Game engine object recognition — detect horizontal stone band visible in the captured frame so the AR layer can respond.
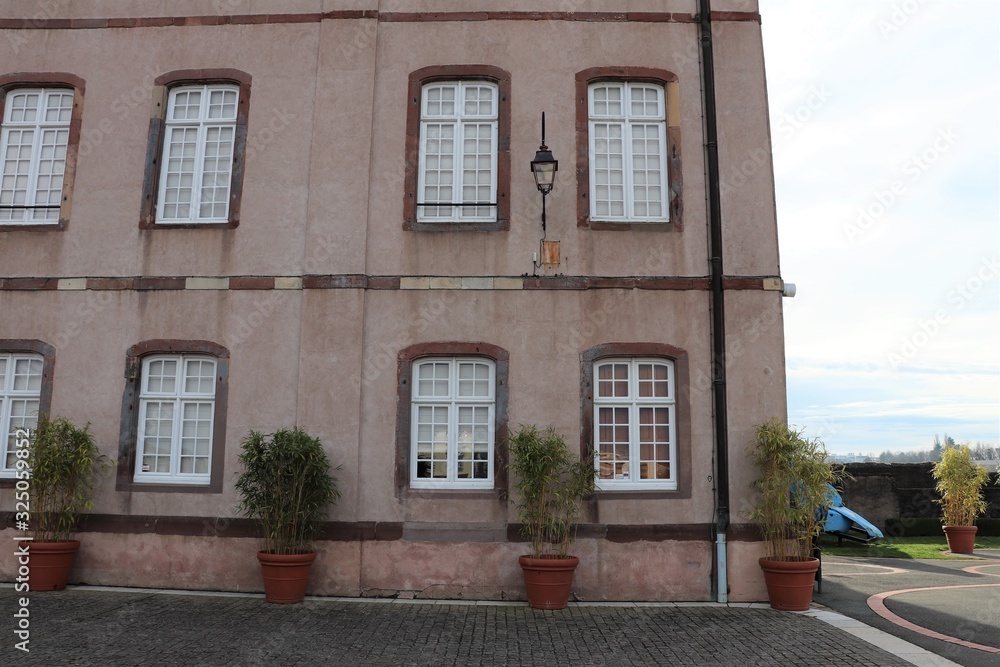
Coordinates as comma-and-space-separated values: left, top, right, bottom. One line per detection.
0, 275, 783, 292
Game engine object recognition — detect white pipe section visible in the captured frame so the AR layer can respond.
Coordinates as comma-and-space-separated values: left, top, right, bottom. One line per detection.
716, 532, 728, 604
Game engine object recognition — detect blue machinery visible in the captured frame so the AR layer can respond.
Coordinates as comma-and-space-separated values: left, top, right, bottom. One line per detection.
823, 485, 884, 544
813, 485, 884, 593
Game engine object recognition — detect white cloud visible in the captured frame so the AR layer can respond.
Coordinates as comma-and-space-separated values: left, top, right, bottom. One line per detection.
760, 0, 1000, 454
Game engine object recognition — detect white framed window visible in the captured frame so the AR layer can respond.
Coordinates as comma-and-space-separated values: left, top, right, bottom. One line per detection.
417, 81, 498, 223
594, 358, 676, 490
588, 81, 669, 222
135, 354, 216, 485
0, 353, 43, 477
410, 357, 495, 488
0, 88, 73, 225
156, 84, 239, 223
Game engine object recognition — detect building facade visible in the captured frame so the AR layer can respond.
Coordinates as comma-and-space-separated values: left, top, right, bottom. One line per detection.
0, 0, 786, 602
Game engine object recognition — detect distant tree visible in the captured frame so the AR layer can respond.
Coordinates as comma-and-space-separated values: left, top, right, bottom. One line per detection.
860, 437, 994, 464
931, 435, 944, 461
971, 441, 1000, 461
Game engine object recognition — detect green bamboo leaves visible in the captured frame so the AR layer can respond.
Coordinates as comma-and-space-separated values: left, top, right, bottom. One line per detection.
932, 443, 989, 527
506, 425, 595, 558
747, 418, 846, 561
27, 415, 111, 542
235, 428, 341, 555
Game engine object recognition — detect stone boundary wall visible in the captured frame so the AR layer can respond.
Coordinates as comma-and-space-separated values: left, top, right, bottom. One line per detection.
840, 463, 1000, 536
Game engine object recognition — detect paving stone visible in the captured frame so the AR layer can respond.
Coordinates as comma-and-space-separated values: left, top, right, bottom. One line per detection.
0, 588, 914, 666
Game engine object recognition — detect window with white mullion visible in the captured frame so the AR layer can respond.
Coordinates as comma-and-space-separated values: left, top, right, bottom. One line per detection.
156, 84, 238, 224
411, 357, 495, 488
178, 399, 214, 476
33, 124, 69, 219
0, 395, 10, 473
588, 81, 668, 223
417, 81, 498, 223
629, 121, 667, 219
594, 358, 676, 489
0, 353, 43, 474
417, 122, 455, 220
199, 121, 235, 219
590, 121, 626, 219
135, 354, 215, 484
459, 121, 497, 220
0, 88, 72, 224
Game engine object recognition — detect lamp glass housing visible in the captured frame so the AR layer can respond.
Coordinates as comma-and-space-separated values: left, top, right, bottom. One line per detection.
531, 148, 558, 194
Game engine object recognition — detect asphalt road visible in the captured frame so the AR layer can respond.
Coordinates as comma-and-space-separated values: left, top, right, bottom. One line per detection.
815, 551, 1000, 667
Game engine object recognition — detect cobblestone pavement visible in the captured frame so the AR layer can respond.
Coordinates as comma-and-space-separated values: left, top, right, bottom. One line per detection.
2, 587, 918, 666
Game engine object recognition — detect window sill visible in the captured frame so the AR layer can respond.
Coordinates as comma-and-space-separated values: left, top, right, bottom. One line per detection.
583, 220, 678, 232
591, 488, 684, 500
117, 481, 221, 494
397, 488, 501, 501
404, 219, 509, 233
140, 220, 238, 230
0, 222, 66, 232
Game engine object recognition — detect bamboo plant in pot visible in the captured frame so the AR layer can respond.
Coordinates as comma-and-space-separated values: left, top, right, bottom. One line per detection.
24, 415, 111, 591
506, 425, 594, 610
235, 428, 341, 604
931, 442, 989, 555
747, 418, 844, 611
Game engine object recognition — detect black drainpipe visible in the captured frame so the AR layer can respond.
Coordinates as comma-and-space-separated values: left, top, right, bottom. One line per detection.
699, 0, 731, 603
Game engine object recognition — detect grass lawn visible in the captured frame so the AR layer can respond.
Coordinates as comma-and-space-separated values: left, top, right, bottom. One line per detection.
820, 534, 1000, 559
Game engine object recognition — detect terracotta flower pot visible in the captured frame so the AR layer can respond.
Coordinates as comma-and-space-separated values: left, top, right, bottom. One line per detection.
518, 555, 579, 610
28, 541, 81, 591
257, 551, 316, 604
942, 526, 977, 555
758, 557, 820, 611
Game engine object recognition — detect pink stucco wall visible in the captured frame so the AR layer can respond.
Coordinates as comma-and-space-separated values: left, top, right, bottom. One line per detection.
0, 0, 775, 602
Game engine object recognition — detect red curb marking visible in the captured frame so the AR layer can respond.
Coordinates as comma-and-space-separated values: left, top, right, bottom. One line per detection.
963, 564, 1000, 577
867, 584, 1000, 654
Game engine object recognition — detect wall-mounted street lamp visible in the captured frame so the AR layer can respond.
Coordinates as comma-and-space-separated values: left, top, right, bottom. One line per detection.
531, 112, 558, 273
531, 112, 558, 196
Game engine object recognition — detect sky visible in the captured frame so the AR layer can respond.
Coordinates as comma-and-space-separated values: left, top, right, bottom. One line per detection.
757, 0, 1000, 455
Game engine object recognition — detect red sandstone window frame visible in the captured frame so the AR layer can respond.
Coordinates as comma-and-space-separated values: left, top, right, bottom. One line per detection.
116, 340, 229, 493
403, 65, 511, 232
138, 69, 251, 230
575, 67, 682, 231
581, 343, 691, 499
0, 74, 85, 232
395, 342, 510, 498
0, 340, 55, 486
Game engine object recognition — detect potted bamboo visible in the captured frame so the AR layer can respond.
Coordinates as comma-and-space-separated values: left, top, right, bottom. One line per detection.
931, 442, 989, 555
235, 428, 341, 604
505, 425, 594, 609
747, 418, 844, 611
24, 415, 111, 591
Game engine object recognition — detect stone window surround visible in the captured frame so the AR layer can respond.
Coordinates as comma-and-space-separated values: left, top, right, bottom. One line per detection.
0, 73, 85, 232
581, 342, 692, 499
575, 67, 683, 231
138, 69, 251, 230
116, 339, 229, 494
0, 339, 55, 487
395, 342, 510, 499
403, 65, 512, 232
